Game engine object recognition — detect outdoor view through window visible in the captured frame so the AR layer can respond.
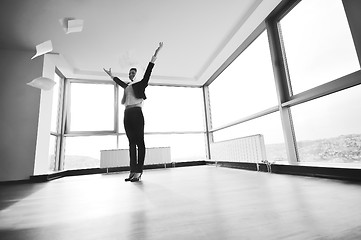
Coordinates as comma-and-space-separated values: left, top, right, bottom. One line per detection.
280, 0, 361, 164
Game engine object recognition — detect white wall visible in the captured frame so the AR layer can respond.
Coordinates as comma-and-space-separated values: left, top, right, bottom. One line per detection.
0, 49, 43, 181
33, 54, 57, 175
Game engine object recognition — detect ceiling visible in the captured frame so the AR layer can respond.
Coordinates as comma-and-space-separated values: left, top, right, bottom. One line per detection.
0, 0, 281, 86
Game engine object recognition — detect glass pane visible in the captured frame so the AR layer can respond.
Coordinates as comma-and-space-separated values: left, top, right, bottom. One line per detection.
144, 133, 206, 162
48, 135, 57, 172
118, 86, 205, 132
50, 73, 61, 132
291, 84, 361, 165
280, 0, 360, 94
118, 89, 125, 133
117, 134, 128, 149
63, 135, 117, 170
209, 31, 278, 128
213, 112, 287, 163
69, 83, 114, 132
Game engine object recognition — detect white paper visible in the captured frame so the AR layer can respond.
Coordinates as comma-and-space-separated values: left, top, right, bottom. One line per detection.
67, 19, 84, 34
118, 50, 140, 70
27, 77, 56, 90
59, 18, 84, 34
31, 40, 53, 60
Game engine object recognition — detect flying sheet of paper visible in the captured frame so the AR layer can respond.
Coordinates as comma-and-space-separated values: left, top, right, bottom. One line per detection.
118, 50, 140, 71
31, 40, 53, 60
27, 77, 56, 91
59, 18, 84, 34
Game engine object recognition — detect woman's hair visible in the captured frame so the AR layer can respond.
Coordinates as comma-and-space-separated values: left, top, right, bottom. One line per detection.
130, 67, 137, 73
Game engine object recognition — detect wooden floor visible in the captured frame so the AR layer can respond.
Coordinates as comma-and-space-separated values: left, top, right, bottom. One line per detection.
1, 166, 361, 240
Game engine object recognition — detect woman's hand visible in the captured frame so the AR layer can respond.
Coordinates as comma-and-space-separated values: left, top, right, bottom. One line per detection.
154, 42, 164, 57
151, 42, 164, 63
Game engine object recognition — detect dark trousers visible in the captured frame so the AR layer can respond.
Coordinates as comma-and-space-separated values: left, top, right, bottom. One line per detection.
124, 107, 145, 173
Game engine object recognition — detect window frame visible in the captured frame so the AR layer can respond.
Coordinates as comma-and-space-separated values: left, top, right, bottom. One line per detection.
64, 78, 118, 135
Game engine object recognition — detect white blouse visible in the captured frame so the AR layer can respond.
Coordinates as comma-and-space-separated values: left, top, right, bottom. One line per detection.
121, 81, 144, 108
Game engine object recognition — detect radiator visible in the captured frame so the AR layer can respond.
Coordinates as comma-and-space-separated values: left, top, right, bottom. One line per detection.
100, 147, 171, 170
210, 134, 266, 164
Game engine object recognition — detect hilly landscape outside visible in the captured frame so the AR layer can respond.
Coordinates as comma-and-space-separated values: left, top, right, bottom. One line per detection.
267, 134, 361, 164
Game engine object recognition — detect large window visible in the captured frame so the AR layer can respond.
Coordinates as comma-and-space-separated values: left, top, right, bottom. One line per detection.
144, 133, 206, 162
209, 31, 278, 129
213, 112, 286, 162
60, 83, 206, 169
208, 30, 284, 162
61, 81, 117, 170
291, 84, 361, 164
143, 86, 205, 132
277, 0, 361, 166
118, 86, 205, 132
63, 135, 117, 170
69, 82, 115, 132
143, 86, 206, 161
279, 0, 360, 95
117, 85, 206, 162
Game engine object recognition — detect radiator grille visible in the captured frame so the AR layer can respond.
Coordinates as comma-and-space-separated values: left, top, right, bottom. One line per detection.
210, 134, 266, 163
100, 147, 171, 168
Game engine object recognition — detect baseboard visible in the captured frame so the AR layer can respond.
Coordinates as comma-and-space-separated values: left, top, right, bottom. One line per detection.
19, 160, 361, 183
29, 160, 207, 182
271, 164, 361, 182
211, 161, 361, 182
0, 179, 31, 185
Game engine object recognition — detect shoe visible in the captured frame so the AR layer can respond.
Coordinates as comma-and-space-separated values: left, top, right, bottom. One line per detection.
130, 173, 142, 182
125, 172, 135, 182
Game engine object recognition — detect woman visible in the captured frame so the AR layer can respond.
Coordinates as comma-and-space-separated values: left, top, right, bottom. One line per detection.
103, 42, 163, 182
